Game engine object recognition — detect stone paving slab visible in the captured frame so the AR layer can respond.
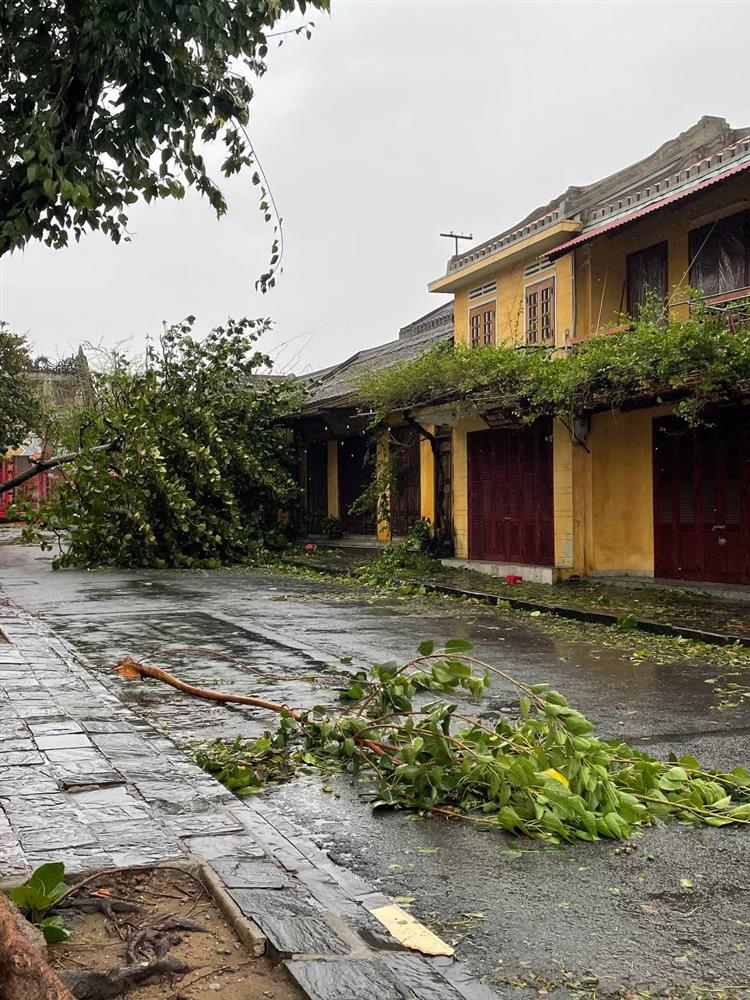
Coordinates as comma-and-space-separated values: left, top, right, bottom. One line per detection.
0, 600, 501, 999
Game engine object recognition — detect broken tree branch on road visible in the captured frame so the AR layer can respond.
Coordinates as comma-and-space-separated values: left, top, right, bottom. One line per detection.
0, 442, 120, 496
113, 641, 750, 842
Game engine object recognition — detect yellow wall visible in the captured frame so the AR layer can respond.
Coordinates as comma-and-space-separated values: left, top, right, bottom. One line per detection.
587, 405, 674, 575
326, 439, 339, 518
452, 249, 576, 352
574, 172, 750, 337
420, 428, 436, 526
553, 418, 592, 578
451, 409, 668, 577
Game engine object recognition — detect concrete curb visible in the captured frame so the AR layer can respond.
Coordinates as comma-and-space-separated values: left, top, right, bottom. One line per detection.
289, 561, 750, 648
192, 857, 267, 958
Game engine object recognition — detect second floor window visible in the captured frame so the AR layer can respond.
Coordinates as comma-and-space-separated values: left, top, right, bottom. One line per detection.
627, 241, 668, 316
470, 303, 496, 348
689, 208, 750, 300
526, 278, 555, 344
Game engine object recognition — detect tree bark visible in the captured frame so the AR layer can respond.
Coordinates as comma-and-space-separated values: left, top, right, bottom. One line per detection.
0, 892, 75, 1000
0, 441, 118, 496
113, 658, 396, 757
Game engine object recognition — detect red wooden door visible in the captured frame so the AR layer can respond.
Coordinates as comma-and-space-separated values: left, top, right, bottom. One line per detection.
653, 411, 750, 584
468, 420, 554, 565
0, 459, 14, 518
390, 427, 421, 536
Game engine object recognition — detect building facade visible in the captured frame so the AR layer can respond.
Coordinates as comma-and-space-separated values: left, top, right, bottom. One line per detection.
296, 117, 750, 587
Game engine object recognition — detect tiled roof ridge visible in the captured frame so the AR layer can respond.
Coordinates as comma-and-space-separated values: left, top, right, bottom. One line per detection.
298, 306, 454, 412
398, 301, 454, 339
582, 129, 750, 231
445, 116, 749, 276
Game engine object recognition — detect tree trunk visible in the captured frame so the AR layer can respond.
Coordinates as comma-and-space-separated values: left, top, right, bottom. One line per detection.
0, 892, 75, 1000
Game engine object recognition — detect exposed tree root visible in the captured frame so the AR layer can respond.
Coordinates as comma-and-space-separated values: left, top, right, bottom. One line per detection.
59, 956, 191, 999
125, 916, 206, 964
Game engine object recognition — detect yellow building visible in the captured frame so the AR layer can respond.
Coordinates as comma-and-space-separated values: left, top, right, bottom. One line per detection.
425, 115, 750, 586
294, 116, 750, 588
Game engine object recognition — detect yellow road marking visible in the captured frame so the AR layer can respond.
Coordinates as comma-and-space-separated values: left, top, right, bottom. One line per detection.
370, 904, 455, 957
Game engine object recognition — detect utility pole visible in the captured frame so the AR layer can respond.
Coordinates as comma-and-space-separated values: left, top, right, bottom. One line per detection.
440, 231, 473, 256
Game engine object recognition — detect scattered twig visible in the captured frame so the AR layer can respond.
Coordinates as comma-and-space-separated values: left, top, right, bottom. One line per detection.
178, 958, 254, 991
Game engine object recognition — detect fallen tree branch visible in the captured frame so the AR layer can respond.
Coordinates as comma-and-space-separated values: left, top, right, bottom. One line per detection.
113, 657, 302, 718
113, 658, 399, 754
0, 441, 119, 495
114, 647, 750, 841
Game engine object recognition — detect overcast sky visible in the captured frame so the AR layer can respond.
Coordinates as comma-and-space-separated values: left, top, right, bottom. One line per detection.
1, 0, 749, 372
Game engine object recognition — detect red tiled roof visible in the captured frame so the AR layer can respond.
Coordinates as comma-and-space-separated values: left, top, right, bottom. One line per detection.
548, 158, 750, 260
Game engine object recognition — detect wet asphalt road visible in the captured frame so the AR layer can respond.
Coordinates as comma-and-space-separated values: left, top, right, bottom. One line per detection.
1, 541, 749, 996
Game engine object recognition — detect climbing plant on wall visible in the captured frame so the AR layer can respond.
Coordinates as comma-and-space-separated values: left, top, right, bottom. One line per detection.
359, 298, 750, 427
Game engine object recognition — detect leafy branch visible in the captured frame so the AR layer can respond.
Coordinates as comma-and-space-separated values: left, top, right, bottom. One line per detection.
114, 641, 750, 843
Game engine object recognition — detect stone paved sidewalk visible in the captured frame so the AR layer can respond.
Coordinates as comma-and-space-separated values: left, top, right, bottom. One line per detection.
0, 600, 498, 1000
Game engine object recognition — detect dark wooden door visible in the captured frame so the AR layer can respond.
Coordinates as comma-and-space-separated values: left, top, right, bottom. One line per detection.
390, 427, 421, 536
436, 432, 452, 535
305, 441, 328, 532
467, 420, 554, 565
338, 434, 375, 534
653, 412, 750, 584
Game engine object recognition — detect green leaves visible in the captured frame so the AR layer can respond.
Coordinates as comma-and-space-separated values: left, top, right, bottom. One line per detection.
0, 3, 331, 294
7, 862, 71, 940
37, 915, 71, 942
20, 317, 301, 568
444, 638, 473, 653
359, 306, 750, 430
192, 641, 750, 845
0, 324, 43, 451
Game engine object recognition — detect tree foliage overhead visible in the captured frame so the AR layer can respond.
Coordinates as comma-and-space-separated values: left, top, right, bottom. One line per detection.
0, 0, 328, 287
0, 323, 42, 451
21, 317, 301, 568
359, 300, 750, 427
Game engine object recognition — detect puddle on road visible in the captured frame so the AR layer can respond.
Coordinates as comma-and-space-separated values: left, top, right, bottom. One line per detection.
52, 611, 344, 744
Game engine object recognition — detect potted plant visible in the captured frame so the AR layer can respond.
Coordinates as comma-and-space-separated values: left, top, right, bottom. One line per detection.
320, 515, 345, 539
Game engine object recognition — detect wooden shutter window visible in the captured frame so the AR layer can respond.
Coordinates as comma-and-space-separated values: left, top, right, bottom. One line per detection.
526, 278, 554, 344
469, 302, 495, 349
